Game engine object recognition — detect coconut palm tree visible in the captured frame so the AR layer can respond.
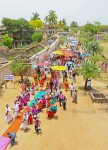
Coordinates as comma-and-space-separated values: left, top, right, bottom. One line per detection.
31, 12, 40, 20
44, 10, 58, 36
44, 16, 49, 25
48, 10, 58, 25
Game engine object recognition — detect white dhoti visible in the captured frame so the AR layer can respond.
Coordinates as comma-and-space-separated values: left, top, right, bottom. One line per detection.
5, 106, 13, 123
5, 113, 12, 123
20, 120, 28, 130
14, 104, 19, 118
14, 110, 18, 118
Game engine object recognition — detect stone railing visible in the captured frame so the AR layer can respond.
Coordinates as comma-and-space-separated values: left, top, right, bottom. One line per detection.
29, 37, 60, 75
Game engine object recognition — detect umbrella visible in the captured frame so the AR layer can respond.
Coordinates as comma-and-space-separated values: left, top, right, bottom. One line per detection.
51, 65, 67, 71
37, 62, 49, 67
52, 50, 63, 55
61, 50, 73, 57
32, 65, 38, 69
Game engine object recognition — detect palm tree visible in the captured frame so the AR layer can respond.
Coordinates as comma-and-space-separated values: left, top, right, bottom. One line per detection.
44, 10, 58, 36
48, 10, 58, 25
77, 61, 100, 89
31, 12, 40, 20
87, 41, 101, 53
44, 16, 49, 25
56, 20, 64, 29
89, 53, 103, 63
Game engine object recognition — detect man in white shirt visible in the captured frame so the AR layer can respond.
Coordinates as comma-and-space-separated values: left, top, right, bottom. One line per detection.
14, 102, 19, 119
69, 83, 74, 97
5, 104, 13, 123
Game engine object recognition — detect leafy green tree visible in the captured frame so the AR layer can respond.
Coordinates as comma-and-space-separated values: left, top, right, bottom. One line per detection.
70, 21, 78, 28
2, 34, 13, 49
78, 31, 93, 47
30, 19, 44, 31
89, 53, 103, 63
62, 18, 67, 26
31, 12, 40, 20
56, 20, 64, 29
2, 18, 17, 33
69, 28, 78, 34
83, 22, 98, 35
10, 59, 29, 82
63, 26, 69, 32
87, 41, 101, 53
32, 32, 43, 43
56, 19, 67, 30
2, 17, 33, 47
94, 21, 101, 33
77, 61, 100, 89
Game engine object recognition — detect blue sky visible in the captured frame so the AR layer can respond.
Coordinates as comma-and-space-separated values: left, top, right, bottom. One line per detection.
0, 0, 108, 25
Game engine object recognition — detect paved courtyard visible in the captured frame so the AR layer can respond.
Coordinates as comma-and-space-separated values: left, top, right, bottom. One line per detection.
0, 72, 108, 150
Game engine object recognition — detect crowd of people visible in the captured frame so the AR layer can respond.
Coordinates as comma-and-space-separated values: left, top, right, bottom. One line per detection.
5, 35, 101, 147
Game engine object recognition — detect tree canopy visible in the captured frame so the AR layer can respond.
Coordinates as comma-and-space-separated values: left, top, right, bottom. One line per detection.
70, 21, 78, 28
44, 10, 58, 25
31, 12, 40, 20
2, 34, 13, 49
82, 22, 98, 35
77, 61, 100, 89
10, 59, 29, 81
32, 32, 43, 43
87, 41, 101, 53
29, 19, 44, 31
79, 61, 100, 79
89, 53, 103, 63
2, 17, 33, 46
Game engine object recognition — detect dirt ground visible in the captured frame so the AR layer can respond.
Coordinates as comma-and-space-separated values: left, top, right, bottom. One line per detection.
0, 72, 108, 150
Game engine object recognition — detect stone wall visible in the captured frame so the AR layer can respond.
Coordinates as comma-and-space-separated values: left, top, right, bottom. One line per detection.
0, 62, 12, 86
0, 46, 9, 54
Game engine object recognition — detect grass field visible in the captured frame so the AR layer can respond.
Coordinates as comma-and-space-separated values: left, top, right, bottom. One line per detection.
99, 41, 108, 59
